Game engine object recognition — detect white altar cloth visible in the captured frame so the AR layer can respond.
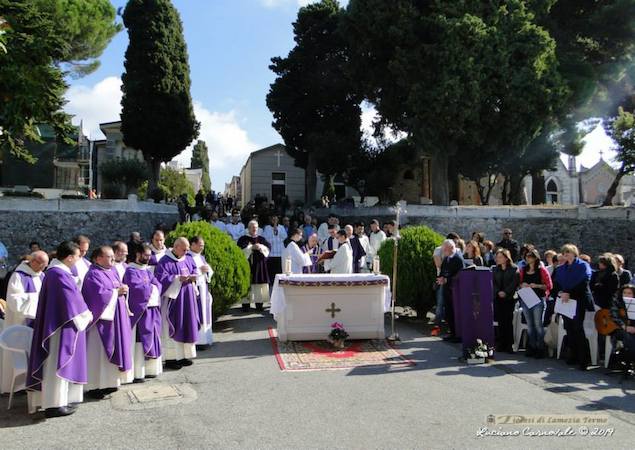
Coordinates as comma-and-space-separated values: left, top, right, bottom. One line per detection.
270, 273, 391, 342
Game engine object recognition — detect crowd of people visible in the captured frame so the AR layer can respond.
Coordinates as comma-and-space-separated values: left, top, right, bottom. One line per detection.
433, 228, 634, 372
0, 231, 213, 418
2, 214, 632, 419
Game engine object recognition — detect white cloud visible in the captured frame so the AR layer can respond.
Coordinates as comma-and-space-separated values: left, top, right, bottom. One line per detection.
65, 76, 123, 140
261, 0, 347, 8
174, 103, 259, 190
65, 77, 260, 191
360, 101, 407, 147
559, 123, 618, 170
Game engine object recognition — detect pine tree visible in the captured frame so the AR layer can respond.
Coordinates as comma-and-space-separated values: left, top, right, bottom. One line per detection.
191, 140, 211, 192
120, 0, 200, 192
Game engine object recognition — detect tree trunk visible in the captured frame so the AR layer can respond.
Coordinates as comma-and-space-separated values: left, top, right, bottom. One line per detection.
602, 167, 626, 206
305, 153, 317, 205
501, 176, 510, 205
431, 152, 449, 205
509, 174, 524, 205
531, 171, 545, 205
147, 157, 161, 192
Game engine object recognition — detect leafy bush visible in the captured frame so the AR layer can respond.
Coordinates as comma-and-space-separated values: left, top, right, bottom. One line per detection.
378, 225, 444, 316
99, 158, 150, 198
167, 221, 250, 318
159, 167, 195, 204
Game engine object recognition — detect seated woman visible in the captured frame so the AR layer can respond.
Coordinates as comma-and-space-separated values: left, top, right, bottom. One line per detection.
464, 240, 484, 267
610, 284, 635, 366
592, 253, 620, 309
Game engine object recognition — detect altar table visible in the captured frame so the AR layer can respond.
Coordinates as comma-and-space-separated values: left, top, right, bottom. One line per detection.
270, 274, 391, 342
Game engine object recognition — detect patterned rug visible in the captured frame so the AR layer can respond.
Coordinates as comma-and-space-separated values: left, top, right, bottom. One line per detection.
268, 328, 415, 372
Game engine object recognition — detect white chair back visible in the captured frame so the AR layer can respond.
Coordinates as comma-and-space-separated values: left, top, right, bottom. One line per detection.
0, 325, 33, 356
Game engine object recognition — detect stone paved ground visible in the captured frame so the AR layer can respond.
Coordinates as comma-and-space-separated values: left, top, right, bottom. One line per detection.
1, 308, 634, 449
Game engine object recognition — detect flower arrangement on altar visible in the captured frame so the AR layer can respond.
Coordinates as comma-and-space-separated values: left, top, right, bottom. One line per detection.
327, 322, 349, 349
465, 339, 494, 364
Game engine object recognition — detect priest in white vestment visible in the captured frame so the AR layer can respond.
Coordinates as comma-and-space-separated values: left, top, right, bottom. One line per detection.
187, 236, 214, 348
225, 210, 246, 242
1, 251, 48, 393
281, 228, 313, 274
328, 230, 353, 274
367, 219, 387, 263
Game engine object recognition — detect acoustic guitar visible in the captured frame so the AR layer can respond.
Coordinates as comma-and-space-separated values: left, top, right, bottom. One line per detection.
594, 308, 626, 336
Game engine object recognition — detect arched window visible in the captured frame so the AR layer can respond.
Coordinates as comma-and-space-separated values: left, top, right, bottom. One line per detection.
546, 179, 559, 204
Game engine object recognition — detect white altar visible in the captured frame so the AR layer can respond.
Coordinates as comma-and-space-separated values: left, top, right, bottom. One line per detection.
270, 274, 391, 342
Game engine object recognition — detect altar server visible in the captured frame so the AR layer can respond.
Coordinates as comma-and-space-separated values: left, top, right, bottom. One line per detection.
187, 236, 214, 349
124, 244, 163, 382
226, 209, 246, 242
82, 246, 132, 398
112, 241, 128, 281
27, 241, 93, 418
367, 219, 386, 266
71, 235, 91, 287
237, 220, 271, 312
1, 251, 48, 394
149, 230, 168, 272
282, 228, 312, 274
329, 230, 353, 274
154, 237, 200, 370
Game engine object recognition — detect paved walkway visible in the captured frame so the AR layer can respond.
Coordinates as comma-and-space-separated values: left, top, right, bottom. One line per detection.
1, 308, 634, 449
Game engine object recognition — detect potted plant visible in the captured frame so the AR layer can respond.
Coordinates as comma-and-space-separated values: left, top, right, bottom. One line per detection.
465, 339, 494, 364
327, 322, 349, 349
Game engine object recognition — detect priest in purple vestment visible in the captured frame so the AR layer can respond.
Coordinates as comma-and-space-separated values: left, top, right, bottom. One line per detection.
71, 234, 91, 287
124, 244, 163, 381
27, 241, 93, 418
81, 246, 133, 399
148, 229, 168, 273
237, 220, 271, 312
154, 237, 200, 370
187, 236, 214, 349
301, 233, 320, 274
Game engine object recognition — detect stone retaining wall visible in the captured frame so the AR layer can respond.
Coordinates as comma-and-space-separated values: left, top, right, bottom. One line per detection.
0, 197, 179, 263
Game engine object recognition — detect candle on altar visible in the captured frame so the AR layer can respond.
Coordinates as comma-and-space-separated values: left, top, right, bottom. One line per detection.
372, 256, 380, 274
284, 257, 292, 275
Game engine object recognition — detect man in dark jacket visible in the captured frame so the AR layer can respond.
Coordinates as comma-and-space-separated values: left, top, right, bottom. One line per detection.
496, 228, 520, 262
437, 239, 465, 342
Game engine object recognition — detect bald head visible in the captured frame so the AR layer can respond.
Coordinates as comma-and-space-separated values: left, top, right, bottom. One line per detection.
173, 237, 190, 257
29, 251, 49, 273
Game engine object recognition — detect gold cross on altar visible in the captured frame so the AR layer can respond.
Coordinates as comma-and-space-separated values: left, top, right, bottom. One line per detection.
325, 302, 341, 318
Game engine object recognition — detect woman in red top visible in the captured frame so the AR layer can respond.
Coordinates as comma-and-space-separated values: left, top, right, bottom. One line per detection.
519, 249, 553, 358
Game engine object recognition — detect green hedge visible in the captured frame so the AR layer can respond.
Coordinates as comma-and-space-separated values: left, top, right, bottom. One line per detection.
378, 225, 444, 315
167, 221, 250, 318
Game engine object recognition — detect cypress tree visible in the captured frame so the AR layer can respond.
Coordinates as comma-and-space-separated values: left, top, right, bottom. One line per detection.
191, 139, 211, 192
121, 0, 199, 191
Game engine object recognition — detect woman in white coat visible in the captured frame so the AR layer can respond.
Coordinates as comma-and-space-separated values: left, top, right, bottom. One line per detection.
282, 228, 313, 274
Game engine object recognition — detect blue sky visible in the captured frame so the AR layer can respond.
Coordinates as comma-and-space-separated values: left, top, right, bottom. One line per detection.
64, 0, 614, 191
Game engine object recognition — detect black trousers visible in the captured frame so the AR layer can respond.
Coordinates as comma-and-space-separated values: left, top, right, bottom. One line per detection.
562, 300, 590, 365
267, 257, 282, 286
443, 285, 456, 335
494, 298, 515, 351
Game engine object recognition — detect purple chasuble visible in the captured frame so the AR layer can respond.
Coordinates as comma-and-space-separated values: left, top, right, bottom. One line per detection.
123, 265, 163, 359
154, 252, 200, 344
82, 265, 133, 372
301, 244, 319, 274
237, 235, 271, 284
15, 270, 45, 327
27, 266, 90, 390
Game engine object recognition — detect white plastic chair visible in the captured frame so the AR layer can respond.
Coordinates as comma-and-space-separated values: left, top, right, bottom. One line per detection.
556, 312, 598, 365
0, 325, 33, 409
512, 306, 528, 352
604, 338, 613, 368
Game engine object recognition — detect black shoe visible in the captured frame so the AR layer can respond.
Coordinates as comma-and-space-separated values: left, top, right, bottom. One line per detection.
133, 378, 146, 384
145, 374, 157, 379
442, 334, 455, 342
255, 303, 264, 312
578, 364, 589, 371
85, 389, 105, 400
165, 360, 182, 370
241, 304, 250, 312
44, 406, 76, 418
101, 387, 118, 395
177, 358, 193, 367
196, 344, 211, 351
534, 349, 545, 359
